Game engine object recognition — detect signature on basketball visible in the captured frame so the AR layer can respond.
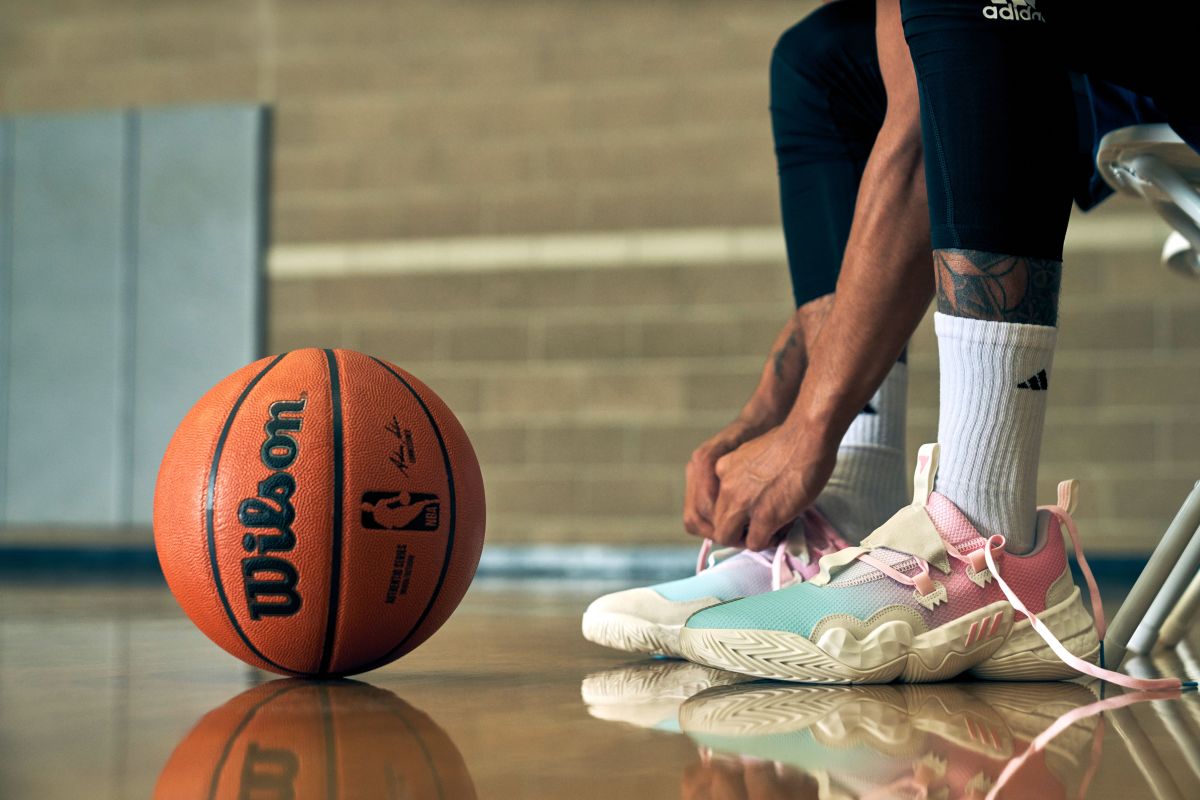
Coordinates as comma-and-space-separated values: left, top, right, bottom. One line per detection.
385, 416, 417, 474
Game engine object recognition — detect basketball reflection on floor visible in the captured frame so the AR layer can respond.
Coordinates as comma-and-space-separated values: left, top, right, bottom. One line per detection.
155, 680, 477, 799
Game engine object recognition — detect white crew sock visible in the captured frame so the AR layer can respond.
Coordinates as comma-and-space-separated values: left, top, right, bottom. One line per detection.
814, 361, 908, 544
934, 312, 1056, 553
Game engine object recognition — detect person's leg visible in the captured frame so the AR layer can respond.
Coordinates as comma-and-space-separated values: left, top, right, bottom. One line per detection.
672, 0, 1105, 685
772, 0, 881, 309
901, 0, 1076, 553
771, 0, 904, 542
583, 0, 892, 656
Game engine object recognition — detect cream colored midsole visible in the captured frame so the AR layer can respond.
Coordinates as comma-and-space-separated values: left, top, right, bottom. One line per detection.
813, 602, 1012, 671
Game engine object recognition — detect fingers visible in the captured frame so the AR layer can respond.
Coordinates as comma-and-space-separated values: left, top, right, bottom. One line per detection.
710, 491, 750, 548
710, 452, 757, 547
694, 466, 718, 522
683, 448, 721, 538
683, 500, 714, 539
714, 451, 732, 480
745, 508, 789, 552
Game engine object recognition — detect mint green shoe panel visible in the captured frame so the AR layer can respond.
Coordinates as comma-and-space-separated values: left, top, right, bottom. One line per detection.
653, 559, 772, 602
683, 580, 915, 638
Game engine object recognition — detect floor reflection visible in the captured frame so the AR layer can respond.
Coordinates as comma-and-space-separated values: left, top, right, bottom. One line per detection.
155, 680, 477, 800
4, 580, 1199, 799
581, 659, 752, 732
678, 681, 1103, 799
579, 645, 1200, 799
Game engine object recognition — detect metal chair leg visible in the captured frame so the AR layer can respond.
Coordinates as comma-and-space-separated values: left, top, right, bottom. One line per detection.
1159, 570, 1200, 648
1105, 481, 1200, 667
1127, 530, 1200, 656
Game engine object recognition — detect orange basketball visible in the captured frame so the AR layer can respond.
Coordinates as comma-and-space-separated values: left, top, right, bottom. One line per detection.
153, 348, 485, 677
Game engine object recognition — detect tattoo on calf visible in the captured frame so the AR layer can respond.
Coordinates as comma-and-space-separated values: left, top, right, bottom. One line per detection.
934, 249, 1061, 326
772, 333, 798, 380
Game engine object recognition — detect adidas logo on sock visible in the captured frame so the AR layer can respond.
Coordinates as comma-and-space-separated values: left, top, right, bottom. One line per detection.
1017, 369, 1048, 390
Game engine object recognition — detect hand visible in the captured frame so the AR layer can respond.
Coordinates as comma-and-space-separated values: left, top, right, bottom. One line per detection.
710, 423, 837, 550
681, 755, 819, 800
683, 420, 768, 539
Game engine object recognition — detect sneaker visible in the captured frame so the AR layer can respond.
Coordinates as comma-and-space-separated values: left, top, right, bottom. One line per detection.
582, 510, 849, 658
580, 659, 752, 733
678, 681, 1105, 800
678, 443, 1105, 683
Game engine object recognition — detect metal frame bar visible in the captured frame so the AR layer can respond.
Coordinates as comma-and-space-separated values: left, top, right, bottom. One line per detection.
1105, 484, 1200, 667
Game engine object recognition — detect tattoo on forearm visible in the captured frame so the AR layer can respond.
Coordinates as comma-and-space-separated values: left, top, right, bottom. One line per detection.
772, 333, 798, 380
934, 248, 1061, 326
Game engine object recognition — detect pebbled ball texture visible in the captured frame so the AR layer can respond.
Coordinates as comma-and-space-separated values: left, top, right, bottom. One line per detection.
153, 349, 485, 677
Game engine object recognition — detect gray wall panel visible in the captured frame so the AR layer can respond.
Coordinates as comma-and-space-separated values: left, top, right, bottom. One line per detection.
130, 106, 265, 523
5, 114, 128, 525
0, 121, 11, 525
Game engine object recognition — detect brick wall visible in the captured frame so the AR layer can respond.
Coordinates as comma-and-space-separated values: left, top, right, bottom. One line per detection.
3, 0, 1196, 554
268, 216, 1200, 556
0, 0, 807, 242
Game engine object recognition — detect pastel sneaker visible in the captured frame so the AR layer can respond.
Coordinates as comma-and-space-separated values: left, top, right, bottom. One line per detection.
679, 443, 1107, 683
581, 510, 849, 658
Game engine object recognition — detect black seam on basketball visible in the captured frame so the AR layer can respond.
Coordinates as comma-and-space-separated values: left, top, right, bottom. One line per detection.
206, 353, 292, 674
204, 666, 303, 799
385, 701, 448, 799
320, 684, 339, 800
318, 349, 346, 676
365, 357, 458, 670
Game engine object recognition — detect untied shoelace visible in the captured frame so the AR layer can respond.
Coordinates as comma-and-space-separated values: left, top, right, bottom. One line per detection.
837, 483, 1191, 692
694, 509, 851, 592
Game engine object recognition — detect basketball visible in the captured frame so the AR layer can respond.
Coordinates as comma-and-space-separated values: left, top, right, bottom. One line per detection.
153, 348, 485, 677
154, 680, 477, 799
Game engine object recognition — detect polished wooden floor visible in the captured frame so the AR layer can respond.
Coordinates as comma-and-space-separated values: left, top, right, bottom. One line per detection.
1, 578, 1198, 799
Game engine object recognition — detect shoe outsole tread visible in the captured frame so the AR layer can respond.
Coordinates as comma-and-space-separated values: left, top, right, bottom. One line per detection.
581, 610, 684, 658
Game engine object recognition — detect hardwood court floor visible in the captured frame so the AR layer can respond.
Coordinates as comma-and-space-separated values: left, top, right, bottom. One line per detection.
1, 578, 1198, 799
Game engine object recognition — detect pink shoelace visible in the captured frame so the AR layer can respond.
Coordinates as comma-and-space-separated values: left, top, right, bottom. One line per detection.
835, 492, 1194, 691
694, 509, 850, 592
986, 500, 1191, 692
859, 686, 1175, 800
983, 687, 1176, 800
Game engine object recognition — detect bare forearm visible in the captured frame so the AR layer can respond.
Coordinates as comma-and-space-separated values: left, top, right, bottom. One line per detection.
784, 0, 933, 450
702, 0, 934, 546
739, 295, 834, 431
786, 136, 931, 446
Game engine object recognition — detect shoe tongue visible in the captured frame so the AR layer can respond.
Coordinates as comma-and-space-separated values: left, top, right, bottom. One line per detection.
708, 546, 770, 571
826, 493, 985, 585
858, 503, 953, 571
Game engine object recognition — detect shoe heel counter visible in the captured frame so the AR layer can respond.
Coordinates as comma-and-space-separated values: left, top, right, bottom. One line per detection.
999, 514, 1071, 616
1045, 568, 1077, 609
970, 585, 1101, 680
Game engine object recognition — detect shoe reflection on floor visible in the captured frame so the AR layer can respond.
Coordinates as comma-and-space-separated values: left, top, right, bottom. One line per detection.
678, 682, 1105, 800
579, 632, 1200, 800
581, 658, 753, 733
